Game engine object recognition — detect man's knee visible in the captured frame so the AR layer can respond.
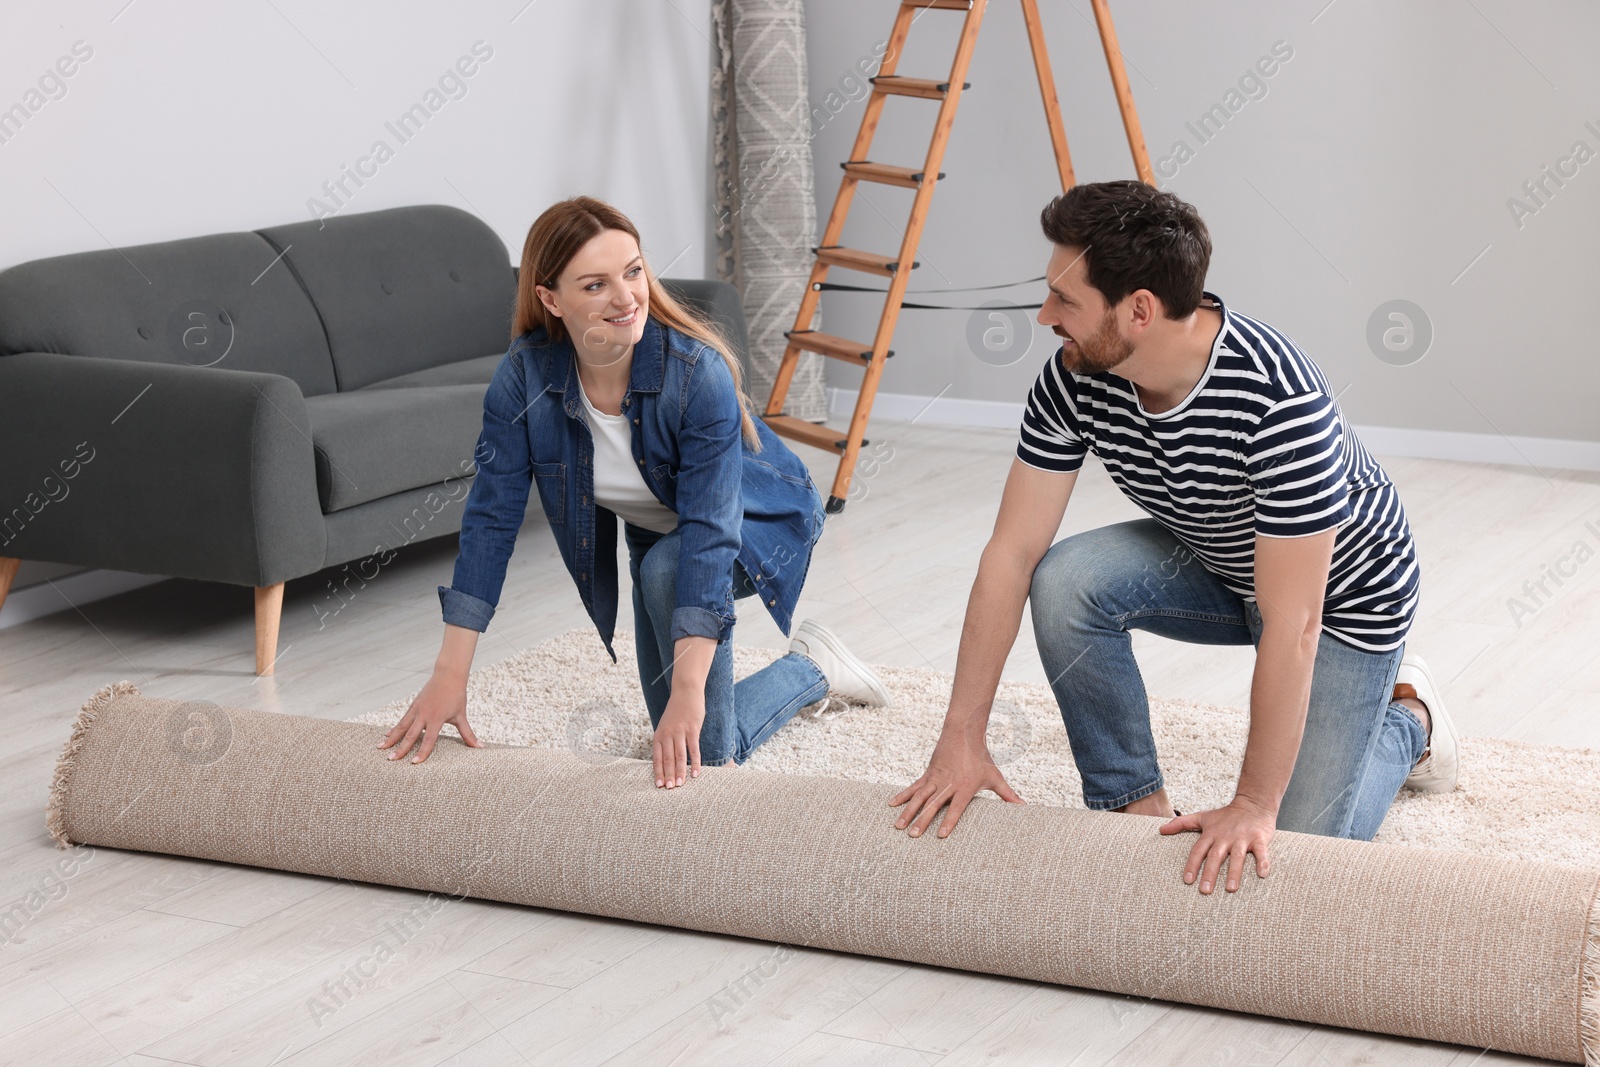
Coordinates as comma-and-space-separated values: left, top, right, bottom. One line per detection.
1035, 524, 1188, 623
1030, 535, 1082, 602
1030, 532, 1115, 624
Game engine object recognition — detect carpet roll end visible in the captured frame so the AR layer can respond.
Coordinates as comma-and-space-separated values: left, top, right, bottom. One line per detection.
46, 681, 140, 849
1584, 888, 1600, 1066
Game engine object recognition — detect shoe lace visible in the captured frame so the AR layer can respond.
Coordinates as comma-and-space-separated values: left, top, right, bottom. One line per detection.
799, 694, 853, 721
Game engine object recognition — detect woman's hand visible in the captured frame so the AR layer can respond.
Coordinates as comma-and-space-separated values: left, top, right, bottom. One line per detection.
1158, 798, 1276, 893
653, 691, 706, 789
378, 669, 483, 764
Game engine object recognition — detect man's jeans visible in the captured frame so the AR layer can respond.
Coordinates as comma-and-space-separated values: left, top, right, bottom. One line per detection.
1028, 519, 1427, 840
624, 522, 828, 766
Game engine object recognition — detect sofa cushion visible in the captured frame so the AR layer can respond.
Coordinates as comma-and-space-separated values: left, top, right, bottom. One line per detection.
0, 232, 338, 396
305, 385, 485, 513
361, 352, 503, 390
256, 205, 515, 392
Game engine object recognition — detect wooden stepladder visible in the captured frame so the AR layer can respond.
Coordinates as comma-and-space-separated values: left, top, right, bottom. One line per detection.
761, 0, 1155, 513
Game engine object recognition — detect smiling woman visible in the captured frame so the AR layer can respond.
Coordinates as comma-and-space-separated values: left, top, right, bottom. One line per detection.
379, 195, 890, 790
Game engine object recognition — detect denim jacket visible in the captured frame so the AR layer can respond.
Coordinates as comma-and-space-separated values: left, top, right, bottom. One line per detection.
438, 314, 826, 663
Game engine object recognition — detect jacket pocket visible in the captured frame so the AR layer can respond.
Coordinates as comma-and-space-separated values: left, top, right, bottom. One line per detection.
533, 462, 565, 524
650, 462, 677, 491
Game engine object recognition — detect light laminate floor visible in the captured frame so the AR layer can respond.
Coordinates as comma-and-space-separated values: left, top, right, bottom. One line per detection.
2, 418, 1598, 1067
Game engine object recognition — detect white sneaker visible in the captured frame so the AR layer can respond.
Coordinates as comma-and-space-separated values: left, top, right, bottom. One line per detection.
788, 619, 892, 707
1398, 654, 1460, 793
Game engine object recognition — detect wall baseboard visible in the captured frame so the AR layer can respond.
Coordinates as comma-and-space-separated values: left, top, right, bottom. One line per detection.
0, 570, 166, 630
1347, 425, 1600, 471
825, 387, 1600, 472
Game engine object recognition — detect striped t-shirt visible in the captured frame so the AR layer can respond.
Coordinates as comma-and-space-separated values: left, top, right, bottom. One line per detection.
1016, 291, 1418, 652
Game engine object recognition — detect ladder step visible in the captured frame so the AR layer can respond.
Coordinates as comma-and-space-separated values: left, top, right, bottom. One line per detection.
786, 330, 892, 365
902, 0, 973, 9
813, 246, 918, 276
841, 161, 941, 188
763, 415, 866, 455
870, 75, 968, 100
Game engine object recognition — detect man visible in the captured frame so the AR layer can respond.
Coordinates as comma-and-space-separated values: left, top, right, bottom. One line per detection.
891, 181, 1459, 895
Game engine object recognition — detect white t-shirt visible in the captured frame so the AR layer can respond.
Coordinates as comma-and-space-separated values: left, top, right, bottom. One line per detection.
577, 378, 679, 535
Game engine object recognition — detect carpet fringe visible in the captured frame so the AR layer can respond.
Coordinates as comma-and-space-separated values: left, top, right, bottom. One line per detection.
46, 681, 140, 849
1583, 877, 1599, 1066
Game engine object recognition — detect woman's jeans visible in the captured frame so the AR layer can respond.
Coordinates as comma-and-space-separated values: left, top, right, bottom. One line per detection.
1028, 519, 1427, 840
623, 522, 828, 765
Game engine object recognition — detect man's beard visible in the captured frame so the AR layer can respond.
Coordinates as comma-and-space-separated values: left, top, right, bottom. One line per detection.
1058, 308, 1134, 375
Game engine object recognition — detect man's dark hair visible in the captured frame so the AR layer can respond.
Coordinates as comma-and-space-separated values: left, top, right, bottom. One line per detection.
1039, 181, 1211, 319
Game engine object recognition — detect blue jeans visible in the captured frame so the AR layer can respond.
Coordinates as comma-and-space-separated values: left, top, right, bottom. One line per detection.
1028, 519, 1427, 840
624, 522, 828, 765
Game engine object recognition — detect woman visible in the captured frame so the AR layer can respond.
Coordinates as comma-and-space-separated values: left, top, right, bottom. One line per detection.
380, 196, 888, 788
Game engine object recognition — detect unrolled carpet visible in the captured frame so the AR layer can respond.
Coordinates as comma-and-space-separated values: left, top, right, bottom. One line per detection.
47, 679, 1600, 1064
352, 629, 1600, 871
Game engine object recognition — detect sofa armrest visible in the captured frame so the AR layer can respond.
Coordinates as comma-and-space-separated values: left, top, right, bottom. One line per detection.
0, 353, 327, 587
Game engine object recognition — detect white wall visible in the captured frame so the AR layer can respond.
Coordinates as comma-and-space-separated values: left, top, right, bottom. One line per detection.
0, 0, 714, 617
0, 1, 712, 271
801, 0, 1600, 460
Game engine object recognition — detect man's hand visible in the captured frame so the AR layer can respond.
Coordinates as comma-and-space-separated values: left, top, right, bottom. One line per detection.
378, 669, 483, 764
890, 738, 1025, 838
653, 692, 706, 789
1159, 798, 1276, 893
886, 458, 1072, 840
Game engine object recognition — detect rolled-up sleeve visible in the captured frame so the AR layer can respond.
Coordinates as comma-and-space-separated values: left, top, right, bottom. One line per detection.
669, 348, 742, 643
439, 349, 534, 632
438, 585, 496, 631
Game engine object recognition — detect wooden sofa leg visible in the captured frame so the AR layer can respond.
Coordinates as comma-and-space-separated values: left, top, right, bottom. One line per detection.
0, 557, 20, 616
255, 582, 285, 675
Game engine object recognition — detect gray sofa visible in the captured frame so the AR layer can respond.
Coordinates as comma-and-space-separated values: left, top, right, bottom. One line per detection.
0, 204, 747, 673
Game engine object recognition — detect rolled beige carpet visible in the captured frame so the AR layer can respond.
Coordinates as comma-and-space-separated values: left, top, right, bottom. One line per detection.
47, 684, 1600, 1064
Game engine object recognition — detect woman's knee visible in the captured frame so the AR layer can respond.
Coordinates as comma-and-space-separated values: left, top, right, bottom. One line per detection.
638, 533, 680, 606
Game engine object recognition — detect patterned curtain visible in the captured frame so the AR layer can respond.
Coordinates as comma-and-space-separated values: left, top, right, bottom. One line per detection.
712, 0, 827, 422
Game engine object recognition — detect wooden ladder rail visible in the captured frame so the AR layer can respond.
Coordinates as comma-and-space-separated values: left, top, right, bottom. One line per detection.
762, 0, 1152, 513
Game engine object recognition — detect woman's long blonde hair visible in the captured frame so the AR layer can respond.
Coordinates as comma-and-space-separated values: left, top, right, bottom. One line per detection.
513, 195, 762, 451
